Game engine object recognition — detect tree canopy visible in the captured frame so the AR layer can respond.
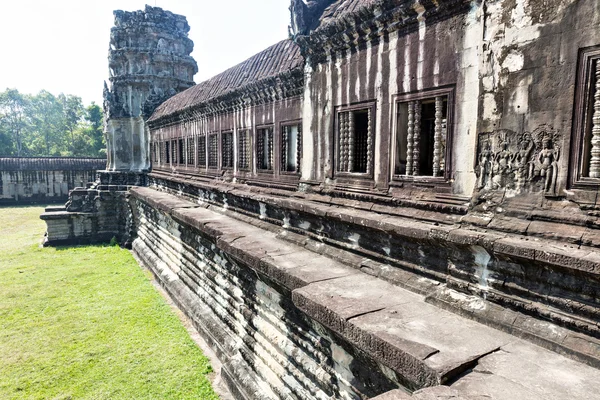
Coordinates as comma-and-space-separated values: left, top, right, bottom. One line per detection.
0, 88, 105, 158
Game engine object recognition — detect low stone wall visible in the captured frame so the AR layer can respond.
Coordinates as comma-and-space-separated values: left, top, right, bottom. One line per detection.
128, 186, 600, 400
147, 172, 600, 367
0, 157, 106, 204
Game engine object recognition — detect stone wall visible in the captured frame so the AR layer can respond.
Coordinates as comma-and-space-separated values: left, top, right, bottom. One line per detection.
0, 157, 105, 203
129, 185, 600, 400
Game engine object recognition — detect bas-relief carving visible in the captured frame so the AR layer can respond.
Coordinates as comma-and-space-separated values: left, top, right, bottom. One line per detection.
475, 125, 561, 196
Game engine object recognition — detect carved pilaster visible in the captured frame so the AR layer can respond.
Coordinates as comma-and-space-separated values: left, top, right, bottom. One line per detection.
590, 60, 600, 178
406, 102, 414, 176
413, 101, 421, 176
433, 97, 443, 177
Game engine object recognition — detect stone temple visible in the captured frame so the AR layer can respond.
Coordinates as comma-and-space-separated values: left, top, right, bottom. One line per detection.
41, 1, 600, 399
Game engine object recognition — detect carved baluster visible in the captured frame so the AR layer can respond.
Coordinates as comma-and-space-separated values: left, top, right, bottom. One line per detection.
339, 112, 347, 172
296, 124, 302, 173
257, 130, 264, 170
406, 102, 414, 176
590, 61, 600, 178
367, 108, 373, 175
440, 118, 447, 174
348, 111, 355, 172
282, 126, 288, 171
433, 97, 443, 177
413, 100, 421, 176
268, 128, 274, 170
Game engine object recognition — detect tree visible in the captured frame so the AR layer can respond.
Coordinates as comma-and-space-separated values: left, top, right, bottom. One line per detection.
0, 89, 30, 156
29, 90, 63, 156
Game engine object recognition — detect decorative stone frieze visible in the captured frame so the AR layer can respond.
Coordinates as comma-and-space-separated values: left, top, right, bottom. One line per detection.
475, 125, 561, 196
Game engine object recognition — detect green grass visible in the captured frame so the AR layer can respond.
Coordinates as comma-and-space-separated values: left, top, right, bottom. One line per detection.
0, 206, 218, 400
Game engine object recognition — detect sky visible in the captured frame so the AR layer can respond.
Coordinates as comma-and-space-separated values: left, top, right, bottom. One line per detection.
0, 0, 292, 106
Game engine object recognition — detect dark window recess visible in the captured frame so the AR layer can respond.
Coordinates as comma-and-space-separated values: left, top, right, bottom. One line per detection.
238, 130, 250, 170
337, 108, 373, 174
208, 134, 218, 168
187, 138, 194, 165
222, 132, 234, 168
178, 139, 184, 165
281, 124, 301, 173
171, 140, 177, 164
395, 96, 447, 177
257, 127, 273, 171
197, 135, 206, 167
165, 141, 170, 164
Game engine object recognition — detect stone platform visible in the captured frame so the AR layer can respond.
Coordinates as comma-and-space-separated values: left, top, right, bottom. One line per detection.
129, 186, 600, 399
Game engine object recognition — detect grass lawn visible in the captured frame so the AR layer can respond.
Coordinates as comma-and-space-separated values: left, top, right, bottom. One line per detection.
0, 205, 218, 400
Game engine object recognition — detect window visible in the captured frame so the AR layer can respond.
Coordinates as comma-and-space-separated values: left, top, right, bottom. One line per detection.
394, 88, 452, 178
336, 106, 374, 175
572, 47, 600, 187
197, 135, 206, 168
238, 130, 251, 170
178, 139, 184, 165
186, 138, 194, 165
282, 124, 301, 173
256, 127, 273, 171
171, 140, 177, 165
165, 141, 170, 164
208, 133, 218, 168
222, 131, 234, 169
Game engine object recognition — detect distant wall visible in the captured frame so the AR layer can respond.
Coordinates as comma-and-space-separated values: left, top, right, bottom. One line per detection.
0, 157, 106, 203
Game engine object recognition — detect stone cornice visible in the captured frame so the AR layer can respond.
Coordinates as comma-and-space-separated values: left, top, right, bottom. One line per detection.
147, 68, 304, 128
295, 0, 474, 66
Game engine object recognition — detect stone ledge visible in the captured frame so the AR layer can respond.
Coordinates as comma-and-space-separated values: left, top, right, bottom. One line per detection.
129, 186, 600, 398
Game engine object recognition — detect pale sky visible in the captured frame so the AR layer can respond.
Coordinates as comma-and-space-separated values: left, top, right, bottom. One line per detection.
0, 1, 292, 106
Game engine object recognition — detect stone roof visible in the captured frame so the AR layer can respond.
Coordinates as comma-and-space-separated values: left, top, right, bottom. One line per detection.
149, 39, 303, 122
0, 157, 106, 171
317, 0, 377, 28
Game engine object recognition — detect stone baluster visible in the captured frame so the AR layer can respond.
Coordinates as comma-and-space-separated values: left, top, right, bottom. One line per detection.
257, 130, 264, 170
296, 124, 302, 173
433, 97, 443, 177
412, 101, 421, 176
440, 118, 447, 174
339, 112, 348, 172
366, 108, 373, 175
281, 126, 288, 171
348, 111, 355, 172
406, 102, 414, 175
268, 128, 274, 170
590, 61, 600, 178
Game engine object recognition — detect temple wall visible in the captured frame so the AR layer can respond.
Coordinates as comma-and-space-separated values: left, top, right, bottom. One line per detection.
151, 95, 303, 184
0, 158, 105, 203
130, 189, 405, 399
475, 0, 600, 197
302, 9, 480, 194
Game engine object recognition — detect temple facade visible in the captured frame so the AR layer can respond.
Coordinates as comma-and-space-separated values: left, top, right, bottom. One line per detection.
43, 1, 600, 399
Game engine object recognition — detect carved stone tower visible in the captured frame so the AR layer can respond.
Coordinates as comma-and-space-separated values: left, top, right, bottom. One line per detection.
103, 5, 197, 173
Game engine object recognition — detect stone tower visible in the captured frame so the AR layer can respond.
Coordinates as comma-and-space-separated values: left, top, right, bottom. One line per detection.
103, 5, 197, 173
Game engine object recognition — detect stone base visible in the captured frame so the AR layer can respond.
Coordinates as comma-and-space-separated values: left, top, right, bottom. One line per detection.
129, 186, 600, 400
